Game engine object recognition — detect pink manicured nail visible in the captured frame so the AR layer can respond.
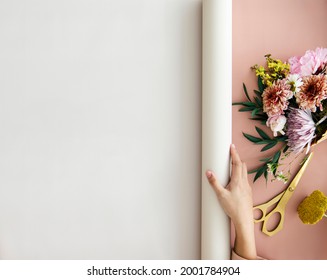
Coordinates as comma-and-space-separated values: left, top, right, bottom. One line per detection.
206, 170, 212, 178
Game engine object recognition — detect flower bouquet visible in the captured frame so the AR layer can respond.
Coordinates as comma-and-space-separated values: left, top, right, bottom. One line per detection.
234, 47, 327, 183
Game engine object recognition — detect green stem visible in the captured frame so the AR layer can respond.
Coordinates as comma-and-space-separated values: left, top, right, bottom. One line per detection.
316, 115, 327, 127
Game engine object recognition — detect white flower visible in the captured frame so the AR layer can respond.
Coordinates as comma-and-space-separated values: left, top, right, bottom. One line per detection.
276, 171, 288, 184
287, 74, 303, 93
266, 115, 287, 137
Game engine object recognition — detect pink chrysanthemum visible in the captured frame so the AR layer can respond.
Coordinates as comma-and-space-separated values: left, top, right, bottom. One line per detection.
262, 79, 293, 117
295, 74, 327, 112
286, 108, 316, 154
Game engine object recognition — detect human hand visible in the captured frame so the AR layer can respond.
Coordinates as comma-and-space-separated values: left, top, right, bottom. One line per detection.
205, 144, 257, 259
205, 144, 253, 229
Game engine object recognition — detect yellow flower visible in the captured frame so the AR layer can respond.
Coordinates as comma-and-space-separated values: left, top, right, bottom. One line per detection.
252, 54, 290, 86
297, 190, 327, 224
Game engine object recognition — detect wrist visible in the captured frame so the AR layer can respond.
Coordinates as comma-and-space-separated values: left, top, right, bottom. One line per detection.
233, 220, 257, 260
233, 216, 254, 234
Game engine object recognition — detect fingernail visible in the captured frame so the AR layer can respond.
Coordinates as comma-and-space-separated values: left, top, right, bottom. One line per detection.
231, 144, 236, 149
206, 170, 212, 178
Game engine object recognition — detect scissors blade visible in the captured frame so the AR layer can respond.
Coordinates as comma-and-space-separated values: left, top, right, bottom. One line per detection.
287, 152, 314, 191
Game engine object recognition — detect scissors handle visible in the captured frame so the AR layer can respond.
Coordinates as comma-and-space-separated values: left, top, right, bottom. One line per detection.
253, 191, 287, 236
260, 206, 286, 236
253, 191, 284, 223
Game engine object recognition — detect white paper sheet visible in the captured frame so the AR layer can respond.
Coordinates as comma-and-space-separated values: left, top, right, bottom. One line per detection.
0, 0, 202, 259
202, 0, 232, 259
0, 0, 231, 260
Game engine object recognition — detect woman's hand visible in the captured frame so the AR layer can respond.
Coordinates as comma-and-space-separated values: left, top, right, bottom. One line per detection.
205, 144, 257, 260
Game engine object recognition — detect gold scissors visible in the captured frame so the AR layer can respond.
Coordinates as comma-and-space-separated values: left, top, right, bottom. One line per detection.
253, 152, 313, 236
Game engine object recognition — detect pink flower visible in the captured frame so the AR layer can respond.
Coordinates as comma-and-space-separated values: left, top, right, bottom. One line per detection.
288, 56, 302, 75
262, 79, 293, 117
289, 47, 327, 77
315, 47, 327, 71
295, 74, 327, 112
266, 115, 287, 137
286, 108, 316, 154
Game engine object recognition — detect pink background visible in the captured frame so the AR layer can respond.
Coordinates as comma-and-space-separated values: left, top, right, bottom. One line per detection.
232, 0, 327, 259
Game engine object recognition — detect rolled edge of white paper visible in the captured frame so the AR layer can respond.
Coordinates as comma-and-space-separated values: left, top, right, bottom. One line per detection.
201, 0, 232, 260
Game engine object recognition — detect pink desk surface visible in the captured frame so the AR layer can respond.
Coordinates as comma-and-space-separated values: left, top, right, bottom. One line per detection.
232, 0, 327, 259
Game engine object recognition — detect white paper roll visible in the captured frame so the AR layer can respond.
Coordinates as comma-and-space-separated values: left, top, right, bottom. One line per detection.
202, 0, 232, 259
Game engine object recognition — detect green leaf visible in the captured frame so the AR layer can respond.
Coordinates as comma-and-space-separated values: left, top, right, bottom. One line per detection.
258, 76, 265, 93
243, 83, 251, 102
251, 113, 267, 120
240, 101, 256, 107
276, 136, 287, 142
283, 145, 289, 153
256, 140, 273, 145
248, 167, 261, 174
239, 107, 254, 112
261, 141, 277, 151
242, 132, 262, 143
255, 113, 267, 117
255, 126, 271, 140
272, 150, 281, 163
232, 102, 245, 106
254, 166, 266, 182
233, 101, 256, 108
260, 157, 272, 162
254, 96, 262, 107
254, 90, 262, 97
264, 170, 268, 182
248, 164, 267, 174
251, 108, 261, 117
